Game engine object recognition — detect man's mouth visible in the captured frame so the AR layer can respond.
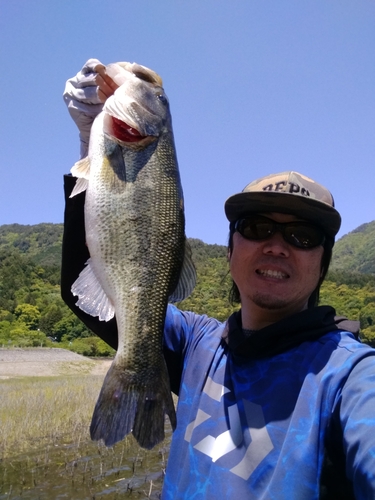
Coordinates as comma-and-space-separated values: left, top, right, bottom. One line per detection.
256, 269, 289, 279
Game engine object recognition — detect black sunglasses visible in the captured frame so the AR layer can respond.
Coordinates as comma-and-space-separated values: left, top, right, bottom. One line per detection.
234, 215, 326, 249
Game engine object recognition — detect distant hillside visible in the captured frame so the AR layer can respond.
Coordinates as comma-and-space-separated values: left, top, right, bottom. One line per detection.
0, 224, 229, 272
331, 221, 375, 275
2, 221, 374, 276
0, 223, 63, 268
0, 221, 374, 348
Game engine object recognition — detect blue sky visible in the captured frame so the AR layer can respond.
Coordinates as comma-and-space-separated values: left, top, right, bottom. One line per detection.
0, 0, 374, 245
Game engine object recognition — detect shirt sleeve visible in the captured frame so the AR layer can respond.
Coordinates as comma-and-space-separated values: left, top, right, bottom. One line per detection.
162, 304, 193, 395
61, 174, 118, 349
162, 305, 225, 395
337, 353, 375, 498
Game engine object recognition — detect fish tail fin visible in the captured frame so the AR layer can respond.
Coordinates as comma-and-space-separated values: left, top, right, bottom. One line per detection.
132, 365, 177, 450
90, 361, 176, 450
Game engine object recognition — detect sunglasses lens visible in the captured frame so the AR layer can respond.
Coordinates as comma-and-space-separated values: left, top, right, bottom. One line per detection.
236, 219, 274, 240
236, 217, 325, 249
284, 225, 324, 248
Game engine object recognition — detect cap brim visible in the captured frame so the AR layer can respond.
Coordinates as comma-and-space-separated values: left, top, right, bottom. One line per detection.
224, 192, 341, 238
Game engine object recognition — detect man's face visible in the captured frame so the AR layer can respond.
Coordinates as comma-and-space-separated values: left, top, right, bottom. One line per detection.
229, 212, 324, 324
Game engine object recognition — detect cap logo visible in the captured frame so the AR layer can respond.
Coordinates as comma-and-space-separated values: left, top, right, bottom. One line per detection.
262, 181, 310, 197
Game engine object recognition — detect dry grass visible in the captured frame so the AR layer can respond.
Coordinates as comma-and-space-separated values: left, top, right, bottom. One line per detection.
0, 375, 172, 498
0, 375, 105, 459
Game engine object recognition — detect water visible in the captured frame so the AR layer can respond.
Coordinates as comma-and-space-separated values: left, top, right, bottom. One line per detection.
0, 432, 171, 499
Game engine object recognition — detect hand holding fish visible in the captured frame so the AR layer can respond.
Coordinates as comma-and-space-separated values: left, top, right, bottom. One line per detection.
63, 59, 153, 156
63, 58, 105, 158
63, 59, 140, 157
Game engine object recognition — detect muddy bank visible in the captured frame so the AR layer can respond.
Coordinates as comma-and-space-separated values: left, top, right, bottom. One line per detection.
0, 348, 112, 379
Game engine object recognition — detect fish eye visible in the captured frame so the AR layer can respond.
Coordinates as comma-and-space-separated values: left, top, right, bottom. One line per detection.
156, 93, 168, 105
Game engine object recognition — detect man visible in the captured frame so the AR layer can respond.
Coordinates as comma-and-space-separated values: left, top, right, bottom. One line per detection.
62, 60, 375, 499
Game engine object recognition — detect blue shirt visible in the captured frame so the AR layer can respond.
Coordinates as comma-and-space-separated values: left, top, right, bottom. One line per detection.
161, 305, 375, 499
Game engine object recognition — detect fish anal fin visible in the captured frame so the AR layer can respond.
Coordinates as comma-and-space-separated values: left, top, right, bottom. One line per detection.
169, 240, 196, 303
71, 258, 115, 321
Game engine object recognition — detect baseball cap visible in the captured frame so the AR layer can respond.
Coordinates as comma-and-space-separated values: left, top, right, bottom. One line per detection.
224, 171, 341, 238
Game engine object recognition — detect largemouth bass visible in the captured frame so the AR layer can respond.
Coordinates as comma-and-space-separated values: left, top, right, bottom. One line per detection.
69, 62, 196, 450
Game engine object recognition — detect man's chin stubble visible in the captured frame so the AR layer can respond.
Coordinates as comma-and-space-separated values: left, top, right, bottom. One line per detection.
252, 293, 291, 311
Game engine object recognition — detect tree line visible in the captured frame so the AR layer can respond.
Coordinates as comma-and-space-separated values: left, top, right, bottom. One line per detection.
0, 224, 374, 354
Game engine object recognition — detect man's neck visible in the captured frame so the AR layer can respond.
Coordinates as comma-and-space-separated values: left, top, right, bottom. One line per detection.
241, 302, 308, 330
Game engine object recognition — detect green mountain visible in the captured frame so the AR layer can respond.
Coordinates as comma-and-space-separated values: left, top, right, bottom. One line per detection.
331, 221, 375, 275
1, 221, 374, 277
0, 223, 63, 267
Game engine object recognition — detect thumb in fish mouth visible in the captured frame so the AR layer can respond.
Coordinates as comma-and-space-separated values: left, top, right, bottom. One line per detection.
95, 63, 119, 103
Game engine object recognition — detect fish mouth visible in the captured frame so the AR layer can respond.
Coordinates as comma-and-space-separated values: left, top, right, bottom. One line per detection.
111, 116, 147, 143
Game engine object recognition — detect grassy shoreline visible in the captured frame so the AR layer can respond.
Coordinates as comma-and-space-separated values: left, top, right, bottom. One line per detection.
0, 374, 171, 499
0, 375, 104, 459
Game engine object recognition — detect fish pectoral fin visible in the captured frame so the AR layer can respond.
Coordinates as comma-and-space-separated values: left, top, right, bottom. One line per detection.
169, 240, 197, 303
71, 258, 115, 321
69, 157, 91, 197
69, 177, 89, 198
71, 156, 91, 179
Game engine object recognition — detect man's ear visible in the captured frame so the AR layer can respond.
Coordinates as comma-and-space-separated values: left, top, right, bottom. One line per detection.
227, 249, 231, 261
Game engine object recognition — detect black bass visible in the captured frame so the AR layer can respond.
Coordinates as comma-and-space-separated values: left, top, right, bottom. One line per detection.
69, 62, 196, 449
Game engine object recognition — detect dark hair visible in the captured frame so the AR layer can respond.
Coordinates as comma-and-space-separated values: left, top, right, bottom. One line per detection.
227, 220, 334, 308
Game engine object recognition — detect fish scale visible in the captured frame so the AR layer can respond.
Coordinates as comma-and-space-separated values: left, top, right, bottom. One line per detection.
69, 61, 196, 449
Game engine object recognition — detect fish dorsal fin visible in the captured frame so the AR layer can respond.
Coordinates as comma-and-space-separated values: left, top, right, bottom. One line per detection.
69, 157, 91, 198
71, 258, 115, 322
169, 240, 196, 303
